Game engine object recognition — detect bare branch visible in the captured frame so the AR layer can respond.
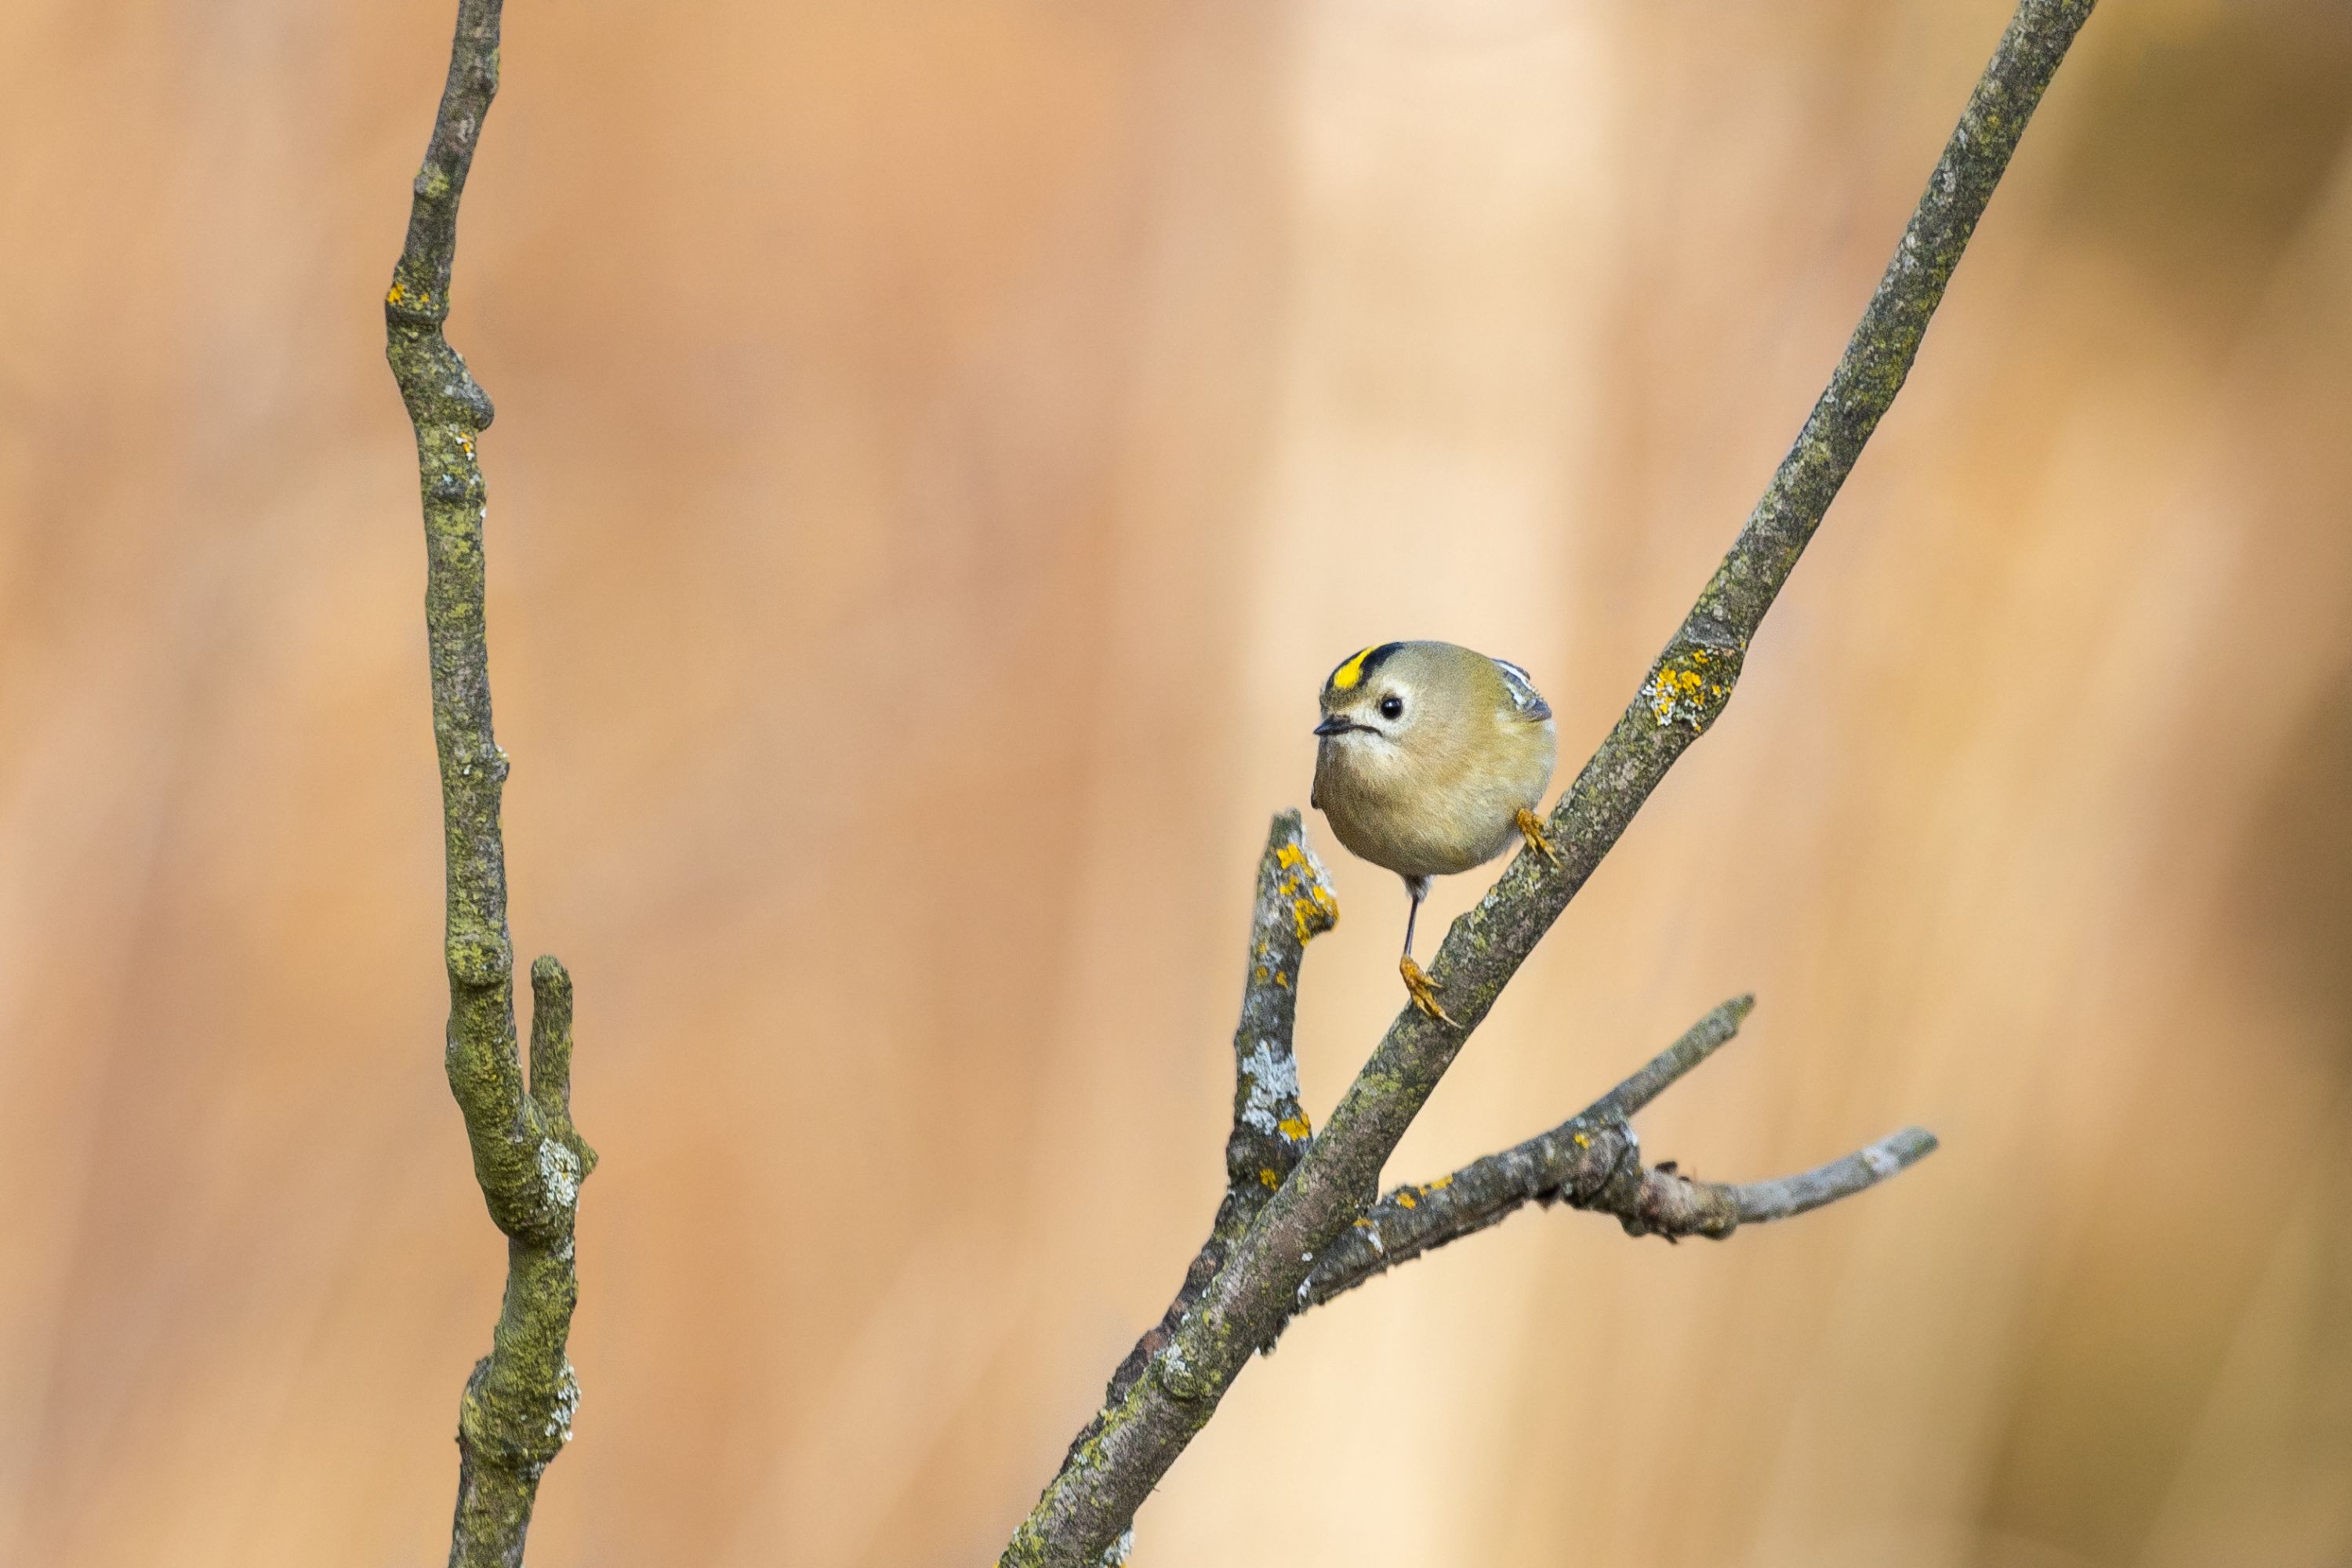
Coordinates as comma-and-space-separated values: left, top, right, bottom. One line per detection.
1298, 1004, 1935, 1311
384, 3, 596, 1563
1001, 4, 2095, 1562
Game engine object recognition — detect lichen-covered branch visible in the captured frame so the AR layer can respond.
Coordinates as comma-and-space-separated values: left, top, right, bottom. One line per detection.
1001, 4, 2093, 1563
1300, 1001, 1936, 1311
384, 4, 597, 1564
1079, 814, 1337, 1434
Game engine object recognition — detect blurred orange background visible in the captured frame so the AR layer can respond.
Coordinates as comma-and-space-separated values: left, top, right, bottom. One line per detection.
4, 0, 2350, 1563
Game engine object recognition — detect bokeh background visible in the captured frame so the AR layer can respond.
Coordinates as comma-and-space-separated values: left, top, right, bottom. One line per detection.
5, 0, 2350, 1563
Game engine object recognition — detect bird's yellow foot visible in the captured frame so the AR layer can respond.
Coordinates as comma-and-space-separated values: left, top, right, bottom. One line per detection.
1399, 956, 1457, 1026
1515, 808, 1562, 869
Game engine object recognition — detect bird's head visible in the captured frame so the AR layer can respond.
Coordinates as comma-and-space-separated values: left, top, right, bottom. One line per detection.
1313, 641, 1419, 750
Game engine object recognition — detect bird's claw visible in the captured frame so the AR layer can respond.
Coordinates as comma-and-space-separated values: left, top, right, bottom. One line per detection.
1399, 956, 1457, 1026
1515, 808, 1562, 869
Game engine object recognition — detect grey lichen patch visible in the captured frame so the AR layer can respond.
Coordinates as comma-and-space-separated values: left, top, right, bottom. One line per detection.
545, 1359, 581, 1447
1236, 1042, 1301, 1137
537, 1138, 582, 1211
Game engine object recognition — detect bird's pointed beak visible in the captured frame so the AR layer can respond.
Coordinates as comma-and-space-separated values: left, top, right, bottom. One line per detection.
1312, 714, 1352, 736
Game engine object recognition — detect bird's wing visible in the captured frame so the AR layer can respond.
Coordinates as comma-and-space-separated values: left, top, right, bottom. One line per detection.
1491, 657, 1552, 721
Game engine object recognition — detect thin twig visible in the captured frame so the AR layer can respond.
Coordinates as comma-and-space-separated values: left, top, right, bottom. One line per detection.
384, 4, 597, 1564
1001, 4, 2094, 1563
1733, 1128, 1940, 1224
1299, 1003, 1936, 1310
1587, 993, 1754, 1122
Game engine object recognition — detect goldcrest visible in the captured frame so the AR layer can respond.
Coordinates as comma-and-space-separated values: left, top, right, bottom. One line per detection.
1312, 641, 1559, 1022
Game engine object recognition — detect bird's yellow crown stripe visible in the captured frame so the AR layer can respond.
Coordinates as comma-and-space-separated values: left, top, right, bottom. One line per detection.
1330, 645, 1379, 691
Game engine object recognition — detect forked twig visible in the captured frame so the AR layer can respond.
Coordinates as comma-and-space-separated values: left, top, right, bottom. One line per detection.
1301, 999, 1936, 1314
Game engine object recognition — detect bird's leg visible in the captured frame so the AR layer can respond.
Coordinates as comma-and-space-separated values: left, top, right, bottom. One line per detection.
1515, 807, 1562, 869
1397, 876, 1455, 1025
1401, 877, 1426, 958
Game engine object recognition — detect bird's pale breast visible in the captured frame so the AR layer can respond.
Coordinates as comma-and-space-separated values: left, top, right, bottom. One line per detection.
1315, 713, 1553, 880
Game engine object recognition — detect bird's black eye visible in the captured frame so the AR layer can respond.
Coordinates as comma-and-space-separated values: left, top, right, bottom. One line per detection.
1378, 694, 1404, 720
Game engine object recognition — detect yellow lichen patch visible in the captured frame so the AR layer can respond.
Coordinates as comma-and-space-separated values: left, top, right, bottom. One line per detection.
1277, 1114, 1312, 1142
1258, 1168, 1280, 1190
1268, 844, 1338, 942
1646, 666, 1707, 724
1573, 1131, 1590, 1148
387, 283, 406, 305
1254, 966, 1269, 983
1645, 644, 1741, 730
1287, 873, 1340, 943
1395, 1189, 1418, 1210
1273, 972, 1289, 989
1426, 1174, 1453, 1191
1292, 894, 1334, 942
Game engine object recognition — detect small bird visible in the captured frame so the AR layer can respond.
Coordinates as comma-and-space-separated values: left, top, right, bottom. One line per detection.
1312, 641, 1559, 1023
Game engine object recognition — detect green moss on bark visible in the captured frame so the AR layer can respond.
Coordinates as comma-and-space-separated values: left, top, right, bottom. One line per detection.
385, 5, 595, 1565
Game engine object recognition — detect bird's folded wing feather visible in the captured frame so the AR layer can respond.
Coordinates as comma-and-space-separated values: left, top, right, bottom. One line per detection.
1490, 657, 1552, 721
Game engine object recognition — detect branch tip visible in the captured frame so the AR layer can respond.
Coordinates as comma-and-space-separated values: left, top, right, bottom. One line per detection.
528, 955, 588, 1162
1730, 1125, 1938, 1225
1587, 993, 1755, 1123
